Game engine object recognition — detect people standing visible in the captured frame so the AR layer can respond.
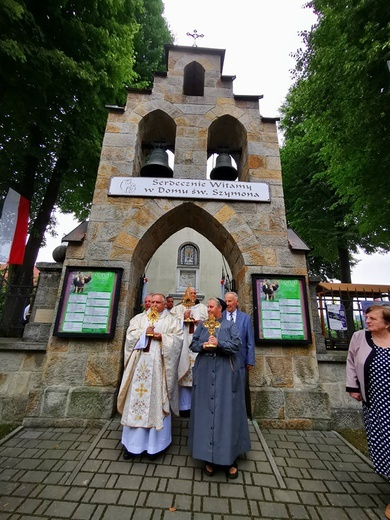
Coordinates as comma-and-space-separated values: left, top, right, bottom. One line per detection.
223, 291, 255, 379
165, 296, 174, 312
223, 291, 255, 418
117, 294, 183, 460
346, 304, 390, 519
171, 287, 208, 416
143, 294, 152, 312
189, 297, 251, 479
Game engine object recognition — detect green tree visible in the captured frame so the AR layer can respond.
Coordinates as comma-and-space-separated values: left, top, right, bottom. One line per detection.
280, 0, 390, 281
131, 0, 173, 89
0, 0, 172, 334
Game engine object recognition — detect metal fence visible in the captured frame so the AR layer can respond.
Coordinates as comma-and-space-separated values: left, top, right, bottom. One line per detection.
316, 283, 390, 350
0, 267, 36, 338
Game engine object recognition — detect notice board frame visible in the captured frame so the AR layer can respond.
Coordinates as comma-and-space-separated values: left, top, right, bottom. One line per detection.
53, 266, 122, 339
252, 274, 311, 345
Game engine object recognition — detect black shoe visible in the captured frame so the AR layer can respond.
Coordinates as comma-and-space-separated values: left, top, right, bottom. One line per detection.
147, 446, 167, 461
123, 448, 134, 460
204, 463, 216, 476
179, 409, 190, 417
147, 453, 158, 461
226, 462, 238, 479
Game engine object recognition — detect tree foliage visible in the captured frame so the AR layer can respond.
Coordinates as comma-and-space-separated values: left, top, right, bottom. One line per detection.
0, 0, 172, 333
280, 0, 390, 281
0, 0, 172, 268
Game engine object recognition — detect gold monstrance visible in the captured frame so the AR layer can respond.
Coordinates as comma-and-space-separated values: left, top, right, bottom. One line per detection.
203, 314, 221, 349
181, 286, 196, 323
146, 307, 159, 337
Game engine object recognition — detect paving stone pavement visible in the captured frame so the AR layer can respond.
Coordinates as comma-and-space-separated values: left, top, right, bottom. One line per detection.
1, 417, 389, 520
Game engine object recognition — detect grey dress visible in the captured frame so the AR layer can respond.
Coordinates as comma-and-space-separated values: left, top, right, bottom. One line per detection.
189, 318, 251, 466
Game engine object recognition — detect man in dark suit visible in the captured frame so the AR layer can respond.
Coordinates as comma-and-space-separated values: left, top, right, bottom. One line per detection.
223, 291, 255, 418
223, 291, 255, 376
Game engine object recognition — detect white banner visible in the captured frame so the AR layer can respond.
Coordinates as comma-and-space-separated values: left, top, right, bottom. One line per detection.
108, 177, 270, 202
0, 188, 30, 264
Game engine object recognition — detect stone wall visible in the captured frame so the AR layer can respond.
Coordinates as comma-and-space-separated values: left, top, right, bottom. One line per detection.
0, 342, 46, 424
0, 263, 61, 424
0, 266, 364, 428
318, 353, 364, 429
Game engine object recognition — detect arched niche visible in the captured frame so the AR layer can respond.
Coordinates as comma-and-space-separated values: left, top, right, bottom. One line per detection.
183, 61, 205, 96
135, 109, 176, 177
207, 115, 247, 181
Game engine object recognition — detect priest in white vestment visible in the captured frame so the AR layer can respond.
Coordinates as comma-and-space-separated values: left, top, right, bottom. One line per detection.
117, 294, 183, 459
170, 287, 208, 414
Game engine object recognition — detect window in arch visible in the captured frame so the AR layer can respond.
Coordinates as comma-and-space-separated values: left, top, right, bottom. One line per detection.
183, 62, 205, 96
178, 243, 199, 267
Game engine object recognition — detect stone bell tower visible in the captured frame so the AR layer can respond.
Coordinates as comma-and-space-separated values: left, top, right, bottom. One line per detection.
26, 44, 331, 428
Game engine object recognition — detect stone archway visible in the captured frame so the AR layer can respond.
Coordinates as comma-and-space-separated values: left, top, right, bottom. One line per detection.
21, 43, 332, 429
132, 202, 243, 283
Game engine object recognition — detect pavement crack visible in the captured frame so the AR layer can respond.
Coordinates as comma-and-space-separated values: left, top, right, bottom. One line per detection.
64, 419, 113, 486
252, 420, 286, 489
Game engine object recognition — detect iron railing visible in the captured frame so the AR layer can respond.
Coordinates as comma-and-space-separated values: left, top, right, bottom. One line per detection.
0, 267, 36, 338
317, 286, 390, 350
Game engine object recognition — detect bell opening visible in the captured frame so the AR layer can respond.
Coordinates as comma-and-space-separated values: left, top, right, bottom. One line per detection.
209, 153, 238, 181
140, 148, 174, 178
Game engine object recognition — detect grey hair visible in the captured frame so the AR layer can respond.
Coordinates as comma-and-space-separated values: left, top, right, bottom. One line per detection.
225, 291, 238, 301
209, 297, 222, 308
152, 293, 166, 303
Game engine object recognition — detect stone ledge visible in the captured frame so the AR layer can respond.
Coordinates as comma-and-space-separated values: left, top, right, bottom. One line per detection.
317, 352, 347, 363
0, 339, 47, 352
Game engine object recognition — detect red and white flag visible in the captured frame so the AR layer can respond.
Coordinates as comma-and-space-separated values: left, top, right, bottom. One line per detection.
0, 188, 30, 265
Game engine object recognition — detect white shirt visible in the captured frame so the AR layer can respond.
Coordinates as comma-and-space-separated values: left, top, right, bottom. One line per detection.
228, 309, 237, 323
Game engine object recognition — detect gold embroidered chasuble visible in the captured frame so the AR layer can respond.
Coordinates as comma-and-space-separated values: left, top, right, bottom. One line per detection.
117, 310, 183, 430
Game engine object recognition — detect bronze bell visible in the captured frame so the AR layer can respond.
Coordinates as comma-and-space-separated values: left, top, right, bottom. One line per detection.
209, 153, 237, 181
140, 148, 173, 178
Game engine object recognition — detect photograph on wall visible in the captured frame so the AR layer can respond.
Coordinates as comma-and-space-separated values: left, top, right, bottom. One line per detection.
326, 303, 348, 331
252, 274, 311, 344
54, 267, 123, 338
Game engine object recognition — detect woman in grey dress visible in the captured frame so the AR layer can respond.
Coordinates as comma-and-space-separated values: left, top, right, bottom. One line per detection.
189, 297, 251, 479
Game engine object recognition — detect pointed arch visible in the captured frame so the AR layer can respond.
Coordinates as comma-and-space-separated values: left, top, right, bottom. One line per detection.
135, 109, 177, 177
183, 61, 205, 96
131, 202, 246, 286
207, 115, 248, 181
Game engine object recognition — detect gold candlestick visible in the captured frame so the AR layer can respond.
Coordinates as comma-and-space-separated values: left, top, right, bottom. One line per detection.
146, 307, 159, 336
203, 314, 221, 348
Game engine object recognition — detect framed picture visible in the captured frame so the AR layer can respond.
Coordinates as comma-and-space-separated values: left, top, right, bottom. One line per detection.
252, 274, 312, 345
54, 267, 123, 339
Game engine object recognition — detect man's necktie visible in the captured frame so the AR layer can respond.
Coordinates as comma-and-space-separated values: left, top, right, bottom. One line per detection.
230, 312, 234, 323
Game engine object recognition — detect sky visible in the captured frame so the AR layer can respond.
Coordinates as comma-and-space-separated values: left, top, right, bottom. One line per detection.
36, 0, 390, 285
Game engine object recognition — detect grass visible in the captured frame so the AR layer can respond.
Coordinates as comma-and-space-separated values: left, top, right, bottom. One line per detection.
0, 424, 19, 441
336, 429, 369, 458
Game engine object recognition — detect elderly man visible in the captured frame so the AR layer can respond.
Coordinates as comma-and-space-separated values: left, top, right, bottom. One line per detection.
117, 294, 183, 460
223, 292, 255, 378
171, 287, 208, 416
143, 293, 152, 312
223, 291, 255, 418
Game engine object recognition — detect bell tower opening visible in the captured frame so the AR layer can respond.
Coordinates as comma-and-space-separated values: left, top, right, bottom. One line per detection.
183, 61, 205, 96
136, 109, 176, 177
